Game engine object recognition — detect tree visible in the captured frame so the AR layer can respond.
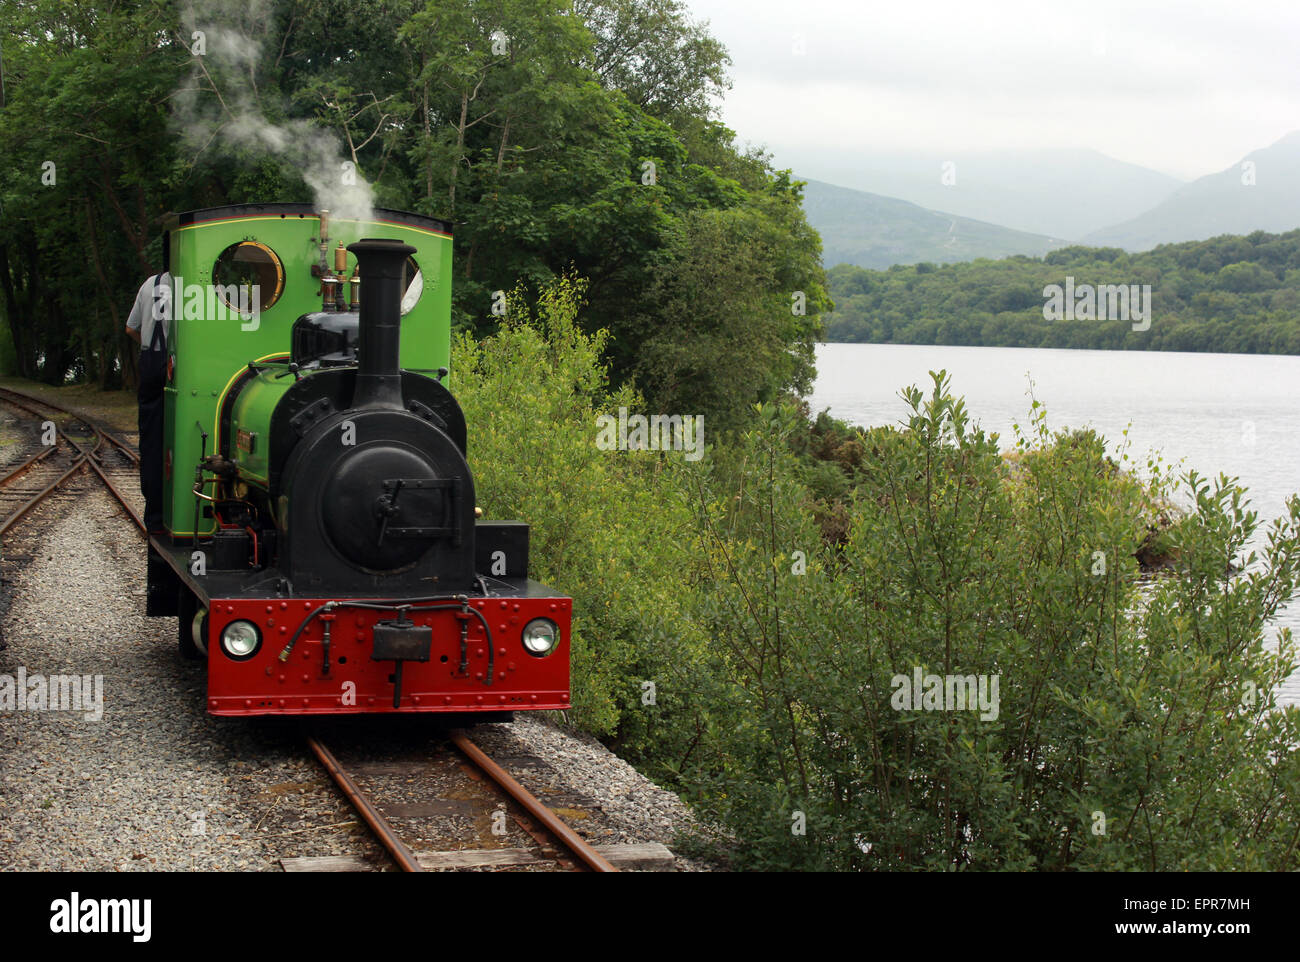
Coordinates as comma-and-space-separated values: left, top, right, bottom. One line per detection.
0, 0, 184, 385
1, 0, 827, 427
573, 0, 730, 118
627, 191, 827, 434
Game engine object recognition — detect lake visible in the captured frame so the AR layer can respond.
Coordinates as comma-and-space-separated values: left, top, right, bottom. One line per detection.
811, 342, 1300, 705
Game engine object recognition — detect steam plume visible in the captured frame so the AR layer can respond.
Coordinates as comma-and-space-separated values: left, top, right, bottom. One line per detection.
175, 0, 376, 221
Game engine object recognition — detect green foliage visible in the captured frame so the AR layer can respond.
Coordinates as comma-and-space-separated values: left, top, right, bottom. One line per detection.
462, 296, 1300, 868
626, 200, 828, 435
450, 272, 699, 734
0, 0, 186, 384
823, 231, 1300, 354
11, 2, 1298, 873
573, 0, 731, 119
0, 0, 823, 424
672, 374, 1300, 869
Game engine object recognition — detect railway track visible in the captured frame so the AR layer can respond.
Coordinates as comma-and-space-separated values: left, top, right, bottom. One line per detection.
0, 384, 643, 873
0, 386, 144, 537
305, 731, 624, 872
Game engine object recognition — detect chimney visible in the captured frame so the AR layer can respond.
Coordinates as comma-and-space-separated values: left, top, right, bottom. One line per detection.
346, 238, 415, 410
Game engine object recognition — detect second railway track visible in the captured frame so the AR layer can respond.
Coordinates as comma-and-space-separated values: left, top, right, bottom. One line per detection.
0, 386, 144, 537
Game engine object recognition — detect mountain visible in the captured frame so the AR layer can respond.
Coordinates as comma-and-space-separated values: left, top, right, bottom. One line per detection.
801, 149, 1183, 240
1084, 131, 1300, 250
800, 178, 1065, 269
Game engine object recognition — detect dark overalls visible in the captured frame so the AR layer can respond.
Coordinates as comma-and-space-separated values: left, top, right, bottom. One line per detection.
138, 275, 167, 532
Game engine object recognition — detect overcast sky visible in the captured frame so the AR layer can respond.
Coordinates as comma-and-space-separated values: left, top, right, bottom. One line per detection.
683, 0, 1300, 182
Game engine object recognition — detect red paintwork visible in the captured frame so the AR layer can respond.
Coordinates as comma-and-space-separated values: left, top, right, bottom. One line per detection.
205, 595, 571, 716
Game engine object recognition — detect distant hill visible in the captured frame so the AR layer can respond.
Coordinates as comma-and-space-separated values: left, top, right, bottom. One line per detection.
802, 179, 1065, 269
822, 229, 1300, 355
803, 149, 1183, 240
1085, 131, 1300, 250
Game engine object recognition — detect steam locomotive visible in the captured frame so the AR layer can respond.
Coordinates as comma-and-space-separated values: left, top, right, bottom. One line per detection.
146, 204, 570, 716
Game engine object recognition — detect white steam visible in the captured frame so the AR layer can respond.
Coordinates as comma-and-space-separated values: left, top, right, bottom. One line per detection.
176, 0, 375, 221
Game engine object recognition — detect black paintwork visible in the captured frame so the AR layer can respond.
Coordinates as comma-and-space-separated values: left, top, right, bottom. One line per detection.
475, 522, 530, 579
226, 367, 469, 495
168, 204, 453, 236
292, 312, 359, 367
150, 534, 554, 603
278, 405, 477, 592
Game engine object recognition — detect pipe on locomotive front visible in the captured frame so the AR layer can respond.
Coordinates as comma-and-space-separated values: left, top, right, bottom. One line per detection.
347, 238, 417, 411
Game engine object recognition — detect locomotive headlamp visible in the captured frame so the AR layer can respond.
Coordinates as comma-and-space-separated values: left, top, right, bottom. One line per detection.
220, 620, 261, 660
521, 618, 559, 657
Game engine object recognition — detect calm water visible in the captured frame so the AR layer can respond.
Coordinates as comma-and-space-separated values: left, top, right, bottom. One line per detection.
811, 342, 1300, 705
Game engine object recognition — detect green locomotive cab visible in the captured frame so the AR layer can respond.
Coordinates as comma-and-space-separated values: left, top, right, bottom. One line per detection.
160, 204, 453, 539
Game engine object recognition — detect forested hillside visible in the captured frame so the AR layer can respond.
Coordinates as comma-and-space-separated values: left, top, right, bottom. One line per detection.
800, 178, 1063, 269
824, 229, 1300, 353
0, 0, 827, 432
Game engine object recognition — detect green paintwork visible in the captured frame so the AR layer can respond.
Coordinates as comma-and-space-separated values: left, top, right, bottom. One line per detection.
163, 207, 453, 536
226, 369, 290, 485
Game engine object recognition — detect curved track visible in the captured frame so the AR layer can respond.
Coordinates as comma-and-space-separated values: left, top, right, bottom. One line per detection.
0, 386, 144, 537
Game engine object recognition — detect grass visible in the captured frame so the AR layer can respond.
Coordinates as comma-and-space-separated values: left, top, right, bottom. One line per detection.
0, 377, 138, 433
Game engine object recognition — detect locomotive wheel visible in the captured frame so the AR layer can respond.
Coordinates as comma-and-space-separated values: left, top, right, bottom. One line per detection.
177, 587, 208, 660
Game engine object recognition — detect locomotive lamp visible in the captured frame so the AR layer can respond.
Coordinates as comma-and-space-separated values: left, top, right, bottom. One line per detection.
521, 618, 559, 656
220, 620, 261, 660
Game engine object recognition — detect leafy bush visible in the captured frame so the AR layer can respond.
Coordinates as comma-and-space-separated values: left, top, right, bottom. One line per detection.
451, 273, 701, 736
679, 373, 1300, 870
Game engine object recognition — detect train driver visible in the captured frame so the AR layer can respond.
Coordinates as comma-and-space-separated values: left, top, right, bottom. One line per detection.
124, 240, 172, 534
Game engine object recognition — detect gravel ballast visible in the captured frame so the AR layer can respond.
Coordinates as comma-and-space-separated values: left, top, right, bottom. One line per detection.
0, 485, 717, 871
